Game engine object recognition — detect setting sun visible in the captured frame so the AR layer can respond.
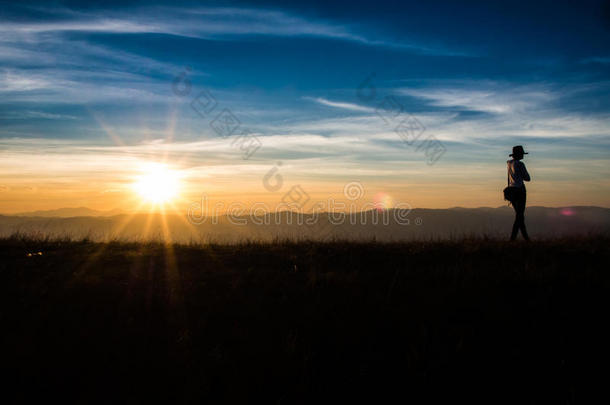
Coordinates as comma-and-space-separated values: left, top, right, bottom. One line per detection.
132, 163, 182, 204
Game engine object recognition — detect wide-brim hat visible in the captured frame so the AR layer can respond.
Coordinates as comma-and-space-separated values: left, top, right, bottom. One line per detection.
509, 145, 528, 157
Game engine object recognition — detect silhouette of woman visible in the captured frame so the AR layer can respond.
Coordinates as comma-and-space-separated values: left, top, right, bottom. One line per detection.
507, 145, 531, 241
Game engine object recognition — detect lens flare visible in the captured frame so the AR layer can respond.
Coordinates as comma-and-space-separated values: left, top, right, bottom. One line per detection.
373, 192, 394, 212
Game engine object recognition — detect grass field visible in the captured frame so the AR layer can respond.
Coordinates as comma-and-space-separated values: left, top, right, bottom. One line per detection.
2, 236, 609, 403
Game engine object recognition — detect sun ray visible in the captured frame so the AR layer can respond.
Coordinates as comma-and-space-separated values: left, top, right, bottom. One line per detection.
75, 202, 145, 274
142, 210, 156, 240
88, 110, 126, 147
162, 108, 177, 162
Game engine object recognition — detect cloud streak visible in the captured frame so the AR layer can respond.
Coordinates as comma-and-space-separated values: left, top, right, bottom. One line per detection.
304, 97, 375, 113
400, 85, 555, 115
0, 6, 467, 55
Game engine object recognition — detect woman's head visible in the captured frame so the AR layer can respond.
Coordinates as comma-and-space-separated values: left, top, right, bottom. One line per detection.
509, 145, 528, 160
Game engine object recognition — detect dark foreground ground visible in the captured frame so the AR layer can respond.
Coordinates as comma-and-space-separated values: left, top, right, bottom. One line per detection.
2, 236, 610, 404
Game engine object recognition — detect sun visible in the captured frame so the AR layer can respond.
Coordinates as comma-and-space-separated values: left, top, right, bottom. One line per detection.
132, 163, 182, 204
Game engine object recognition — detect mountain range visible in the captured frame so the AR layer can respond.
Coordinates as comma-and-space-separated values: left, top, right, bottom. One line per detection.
12, 207, 124, 217
1, 206, 608, 242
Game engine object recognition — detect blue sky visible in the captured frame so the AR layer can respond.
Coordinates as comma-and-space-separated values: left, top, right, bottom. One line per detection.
0, 0, 609, 211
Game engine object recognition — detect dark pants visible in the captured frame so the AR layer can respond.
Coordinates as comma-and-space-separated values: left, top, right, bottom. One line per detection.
510, 186, 529, 241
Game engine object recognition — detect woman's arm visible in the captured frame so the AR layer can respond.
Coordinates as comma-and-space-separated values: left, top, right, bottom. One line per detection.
521, 162, 531, 182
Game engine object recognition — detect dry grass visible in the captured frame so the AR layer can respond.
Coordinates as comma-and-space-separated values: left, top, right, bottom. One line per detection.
2, 235, 609, 403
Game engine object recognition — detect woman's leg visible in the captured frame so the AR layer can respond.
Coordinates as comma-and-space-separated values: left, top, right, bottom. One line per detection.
519, 191, 530, 240
511, 190, 526, 240
510, 200, 520, 240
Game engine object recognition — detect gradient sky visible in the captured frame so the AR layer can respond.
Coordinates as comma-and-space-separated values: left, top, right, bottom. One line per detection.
1, 0, 610, 213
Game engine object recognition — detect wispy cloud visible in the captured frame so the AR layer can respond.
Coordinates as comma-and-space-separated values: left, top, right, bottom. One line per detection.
0, 71, 54, 92
304, 97, 375, 113
0, 110, 78, 120
580, 56, 610, 64
0, 6, 469, 56
400, 85, 554, 115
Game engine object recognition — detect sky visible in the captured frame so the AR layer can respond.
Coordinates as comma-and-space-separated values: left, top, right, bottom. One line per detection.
1, 0, 609, 213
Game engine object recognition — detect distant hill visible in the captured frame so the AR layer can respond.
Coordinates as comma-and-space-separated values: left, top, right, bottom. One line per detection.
1, 206, 609, 242
12, 207, 124, 218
